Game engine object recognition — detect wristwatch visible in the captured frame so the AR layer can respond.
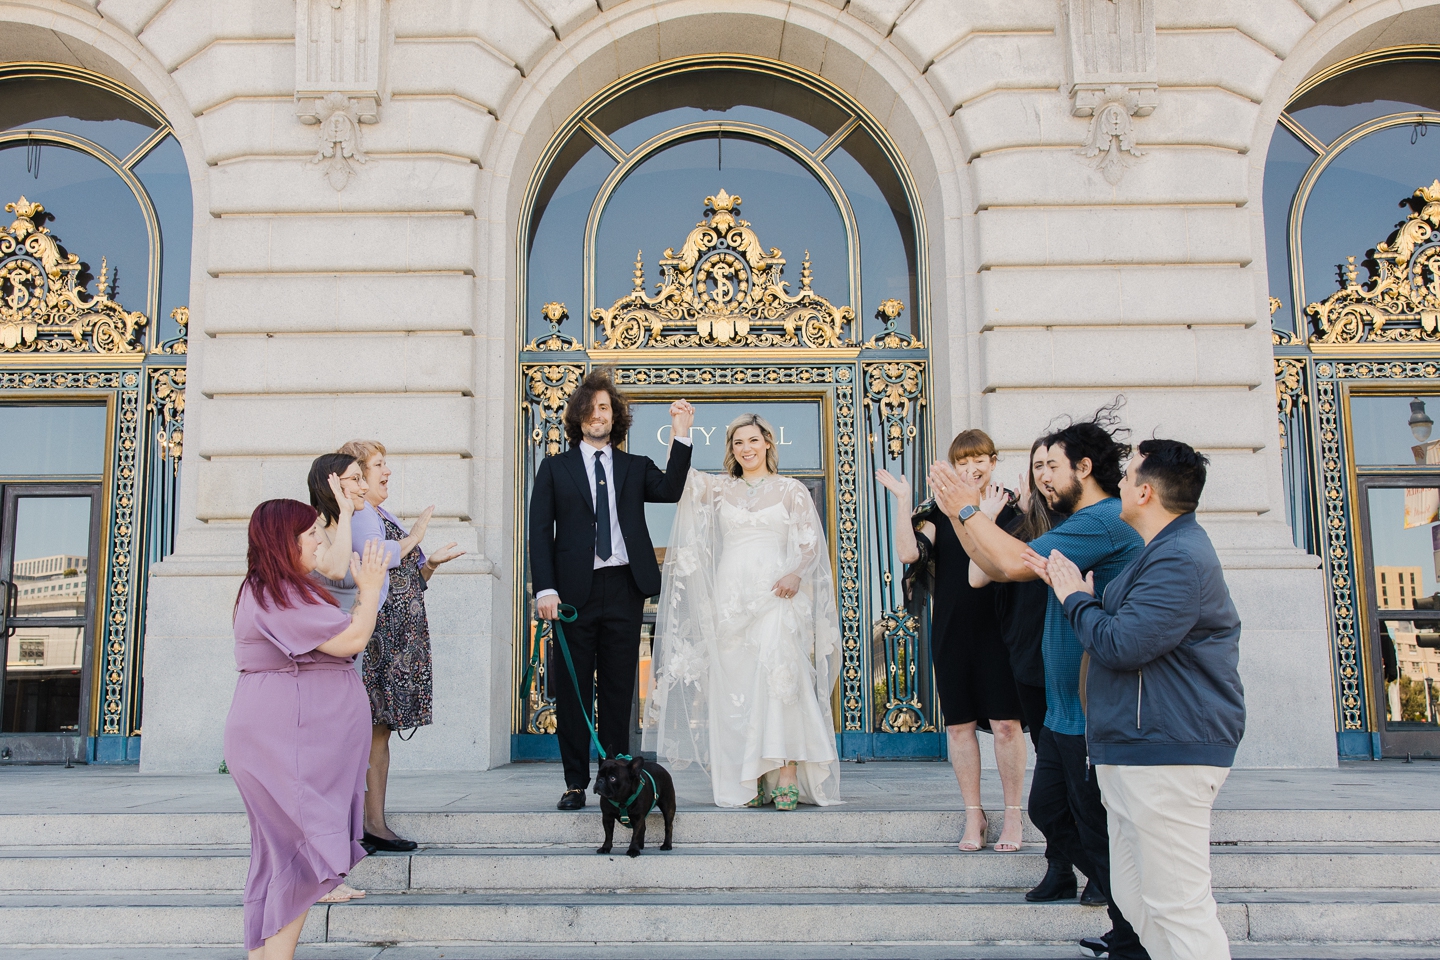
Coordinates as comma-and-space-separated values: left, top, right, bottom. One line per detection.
957, 504, 979, 525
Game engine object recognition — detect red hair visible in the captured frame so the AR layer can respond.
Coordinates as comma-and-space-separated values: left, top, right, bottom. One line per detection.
238, 499, 339, 612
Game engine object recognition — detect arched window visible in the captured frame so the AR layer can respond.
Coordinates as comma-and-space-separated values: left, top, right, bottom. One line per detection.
515, 59, 936, 756
1265, 48, 1440, 339
0, 64, 192, 347
522, 60, 922, 348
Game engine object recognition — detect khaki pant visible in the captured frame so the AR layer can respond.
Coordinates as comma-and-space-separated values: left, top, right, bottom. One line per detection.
1096, 764, 1231, 960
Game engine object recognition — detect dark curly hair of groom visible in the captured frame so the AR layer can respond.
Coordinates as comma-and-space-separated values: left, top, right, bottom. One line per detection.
563, 369, 633, 447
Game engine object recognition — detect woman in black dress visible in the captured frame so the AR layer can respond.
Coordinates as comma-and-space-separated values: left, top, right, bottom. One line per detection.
877, 429, 1027, 852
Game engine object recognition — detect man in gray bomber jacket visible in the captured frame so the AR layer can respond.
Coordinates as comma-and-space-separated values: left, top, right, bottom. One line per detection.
1027, 438, 1244, 960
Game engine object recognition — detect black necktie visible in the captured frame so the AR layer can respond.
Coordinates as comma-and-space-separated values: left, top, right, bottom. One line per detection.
593, 452, 612, 561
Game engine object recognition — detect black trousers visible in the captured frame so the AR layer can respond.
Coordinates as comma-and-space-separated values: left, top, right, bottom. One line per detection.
1017, 682, 1071, 866
551, 566, 644, 790
1040, 727, 1149, 960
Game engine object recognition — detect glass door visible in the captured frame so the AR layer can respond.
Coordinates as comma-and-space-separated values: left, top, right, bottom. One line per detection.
0, 485, 102, 763
1358, 475, 1440, 757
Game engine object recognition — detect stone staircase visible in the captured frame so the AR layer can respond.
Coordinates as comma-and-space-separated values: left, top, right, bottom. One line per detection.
4, 800, 1440, 955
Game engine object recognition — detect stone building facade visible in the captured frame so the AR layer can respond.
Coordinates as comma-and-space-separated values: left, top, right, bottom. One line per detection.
8, 0, 1440, 771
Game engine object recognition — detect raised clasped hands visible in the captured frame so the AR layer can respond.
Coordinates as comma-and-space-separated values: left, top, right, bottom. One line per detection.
773, 572, 801, 600
669, 399, 695, 440
928, 460, 983, 519
349, 538, 388, 594
1021, 547, 1094, 603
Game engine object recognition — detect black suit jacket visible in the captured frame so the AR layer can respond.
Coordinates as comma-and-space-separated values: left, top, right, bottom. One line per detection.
529, 440, 693, 603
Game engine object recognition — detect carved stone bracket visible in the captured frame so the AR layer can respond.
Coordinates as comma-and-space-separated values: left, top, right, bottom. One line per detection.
295, 0, 388, 190
1061, 0, 1157, 185
0, 197, 147, 355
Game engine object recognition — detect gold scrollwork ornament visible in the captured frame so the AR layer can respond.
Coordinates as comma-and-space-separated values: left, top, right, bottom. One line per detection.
591, 190, 855, 350
1307, 180, 1440, 345
525, 364, 583, 456
0, 197, 147, 354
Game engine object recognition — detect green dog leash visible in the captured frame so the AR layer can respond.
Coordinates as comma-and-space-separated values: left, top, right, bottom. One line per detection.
544, 602, 658, 826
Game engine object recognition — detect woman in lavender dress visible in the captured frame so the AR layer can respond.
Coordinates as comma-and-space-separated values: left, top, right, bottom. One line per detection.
224, 499, 387, 960
339, 439, 464, 851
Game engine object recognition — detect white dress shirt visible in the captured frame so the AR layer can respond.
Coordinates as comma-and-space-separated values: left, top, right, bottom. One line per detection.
582, 442, 629, 569
536, 436, 690, 601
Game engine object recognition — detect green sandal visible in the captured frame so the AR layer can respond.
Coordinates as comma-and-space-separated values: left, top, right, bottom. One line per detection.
772, 785, 800, 811
745, 788, 768, 808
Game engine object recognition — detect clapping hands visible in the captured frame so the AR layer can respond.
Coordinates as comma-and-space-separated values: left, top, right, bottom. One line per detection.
1021, 547, 1094, 602
350, 538, 388, 595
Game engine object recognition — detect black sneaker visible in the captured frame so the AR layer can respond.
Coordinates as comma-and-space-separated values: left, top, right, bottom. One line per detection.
1080, 877, 1107, 905
1078, 931, 1112, 958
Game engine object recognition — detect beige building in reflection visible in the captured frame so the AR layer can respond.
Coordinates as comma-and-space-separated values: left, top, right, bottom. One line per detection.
1375, 565, 1440, 724
7, 555, 87, 675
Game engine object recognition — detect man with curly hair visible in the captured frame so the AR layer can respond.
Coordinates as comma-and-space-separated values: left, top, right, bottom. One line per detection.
529, 370, 695, 810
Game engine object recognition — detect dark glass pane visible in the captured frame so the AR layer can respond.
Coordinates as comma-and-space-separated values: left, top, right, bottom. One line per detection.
133, 135, 193, 343
1290, 59, 1440, 146
1261, 123, 1316, 334
825, 127, 918, 340
526, 131, 615, 344
0, 406, 106, 475
0, 144, 151, 315
592, 70, 850, 154
595, 136, 848, 316
630, 399, 824, 546
1299, 125, 1440, 317
1366, 485, 1440, 730
0, 76, 158, 159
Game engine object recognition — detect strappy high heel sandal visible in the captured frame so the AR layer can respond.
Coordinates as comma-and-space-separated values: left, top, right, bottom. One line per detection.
995, 805, 1025, 852
772, 785, 800, 811
317, 882, 365, 903
959, 806, 988, 851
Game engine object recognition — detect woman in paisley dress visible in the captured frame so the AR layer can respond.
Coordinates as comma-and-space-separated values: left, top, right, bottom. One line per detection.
340, 440, 465, 851
644, 414, 842, 809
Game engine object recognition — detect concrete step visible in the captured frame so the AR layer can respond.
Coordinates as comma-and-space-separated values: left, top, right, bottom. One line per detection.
3, 843, 1438, 894
10, 948, 1440, 960
10, 806, 1440, 847
3, 890, 1438, 947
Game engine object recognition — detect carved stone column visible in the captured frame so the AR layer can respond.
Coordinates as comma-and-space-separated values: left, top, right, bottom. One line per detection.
1060, 0, 1157, 184
295, 0, 389, 190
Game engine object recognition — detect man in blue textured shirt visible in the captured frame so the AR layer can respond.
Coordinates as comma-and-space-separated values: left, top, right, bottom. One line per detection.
932, 409, 1146, 960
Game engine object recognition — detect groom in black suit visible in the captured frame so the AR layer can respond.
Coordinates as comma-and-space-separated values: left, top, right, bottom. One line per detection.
530, 370, 695, 810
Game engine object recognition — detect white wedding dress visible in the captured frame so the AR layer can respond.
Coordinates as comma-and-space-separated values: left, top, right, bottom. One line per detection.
643, 471, 842, 807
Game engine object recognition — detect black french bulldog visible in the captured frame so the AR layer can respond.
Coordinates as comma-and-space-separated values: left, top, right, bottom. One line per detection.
593, 755, 676, 858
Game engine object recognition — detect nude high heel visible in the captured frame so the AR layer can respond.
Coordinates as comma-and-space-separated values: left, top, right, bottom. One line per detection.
958, 806, 987, 851
995, 805, 1024, 852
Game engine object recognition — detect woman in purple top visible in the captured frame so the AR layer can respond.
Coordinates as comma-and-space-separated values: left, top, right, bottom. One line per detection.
339, 439, 464, 851
224, 498, 387, 960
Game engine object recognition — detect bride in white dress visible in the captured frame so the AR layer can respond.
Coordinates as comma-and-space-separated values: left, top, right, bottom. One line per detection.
643, 414, 842, 809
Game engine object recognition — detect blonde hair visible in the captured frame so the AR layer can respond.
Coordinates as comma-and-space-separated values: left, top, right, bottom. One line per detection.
723, 414, 781, 478
338, 439, 387, 473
